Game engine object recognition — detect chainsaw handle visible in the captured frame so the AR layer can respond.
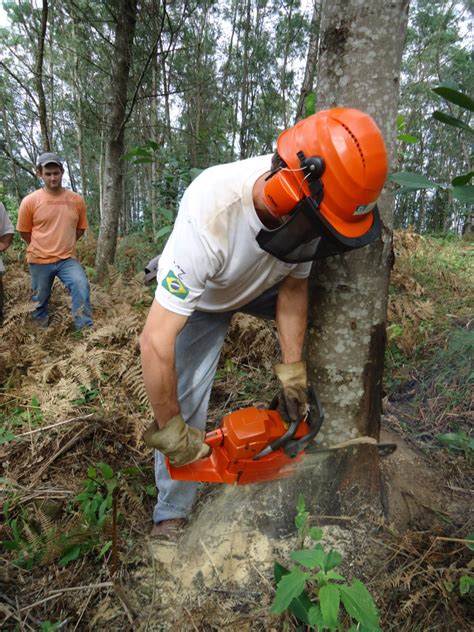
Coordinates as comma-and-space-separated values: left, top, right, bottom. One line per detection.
253, 384, 324, 461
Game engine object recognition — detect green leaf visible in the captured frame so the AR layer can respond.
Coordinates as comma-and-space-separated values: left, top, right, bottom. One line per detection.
155, 225, 172, 239
145, 140, 160, 151
98, 462, 114, 480
432, 111, 474, 134
451, 185, 474, 204
319, 583, 340, 630
326, 570, 345, 581
309, 526, 323, 541
87, 466, 97, 479
159, 207, 174, 221
324, 549, 343, 571
133, 157, 153, 165
465, 533, 474, 551
307, 604, 324, 628
459, 575, 474, 596
0, 430, 16, 444
59, 544, 81, 567
339, 580, 381, 630
271, 567, 310, 614
273, 563, 313, 625
296, 494, 305, 513
391, 186, 421, 196
290, 547, 326, 569
11, 518, 20, 541
432, 87, 474, 112
2, 540, 21, 551
443, 580, 454, 593
98, 540, 112, 559
305, 92, 316, 117
451, 171, 473, 186
396, 113, 405, 131
388, 171, 440, 189
397, 133, 419, 144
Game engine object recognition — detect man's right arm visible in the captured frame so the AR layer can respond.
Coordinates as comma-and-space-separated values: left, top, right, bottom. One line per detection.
140, 299, 189, 427
19, 232, 31, 244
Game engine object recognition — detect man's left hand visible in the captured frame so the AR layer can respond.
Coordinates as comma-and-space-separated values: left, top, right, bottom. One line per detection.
273, 361, 310, 424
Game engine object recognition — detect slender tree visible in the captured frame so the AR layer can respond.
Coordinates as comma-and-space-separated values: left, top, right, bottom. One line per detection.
95, 0, 138, 281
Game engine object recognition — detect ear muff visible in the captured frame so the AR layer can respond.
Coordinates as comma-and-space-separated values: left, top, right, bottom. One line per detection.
262, 169, 303, 216
262, 154, 326, 217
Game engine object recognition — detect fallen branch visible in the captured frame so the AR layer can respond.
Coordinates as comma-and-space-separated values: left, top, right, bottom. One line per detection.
17, 413, 94, 437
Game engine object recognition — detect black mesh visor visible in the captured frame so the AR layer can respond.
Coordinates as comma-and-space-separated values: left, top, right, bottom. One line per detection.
256, 197, 381, 263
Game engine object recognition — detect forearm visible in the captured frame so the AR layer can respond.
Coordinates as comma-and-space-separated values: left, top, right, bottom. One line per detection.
140, 335, 180, 427
76, 228, 85, 241
0, 233, 13, 252
19, 232, 31, 244
140, 300, 188, 428
276, 276, 309, 363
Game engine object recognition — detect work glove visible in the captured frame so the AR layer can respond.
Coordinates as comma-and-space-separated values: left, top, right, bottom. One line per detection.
143, 414, 211, 467
273, 361, 310, 424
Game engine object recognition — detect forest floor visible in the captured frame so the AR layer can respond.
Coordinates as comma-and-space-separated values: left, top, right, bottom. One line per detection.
0, 231, 473, 631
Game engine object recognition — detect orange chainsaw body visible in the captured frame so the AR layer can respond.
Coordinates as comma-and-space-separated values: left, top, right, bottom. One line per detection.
166, 406, 314, 485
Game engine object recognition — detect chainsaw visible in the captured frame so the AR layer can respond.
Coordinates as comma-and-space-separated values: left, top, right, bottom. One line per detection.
166, 385, 325, 485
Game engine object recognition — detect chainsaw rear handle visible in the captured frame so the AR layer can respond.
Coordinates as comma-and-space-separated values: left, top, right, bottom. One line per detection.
253, 384, 324, 461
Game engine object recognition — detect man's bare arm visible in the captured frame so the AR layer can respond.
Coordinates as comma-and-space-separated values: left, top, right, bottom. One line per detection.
19, 232, 31, 244
140, 299, 189, 428
76, 228, 85, 240
0, 233, 13, 252
275, 276, 309, 363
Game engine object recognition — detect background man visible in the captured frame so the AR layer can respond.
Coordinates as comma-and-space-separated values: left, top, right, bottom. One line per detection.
140, 108, 387, 538
17, 152, 93, 330
0, 201, 14, 324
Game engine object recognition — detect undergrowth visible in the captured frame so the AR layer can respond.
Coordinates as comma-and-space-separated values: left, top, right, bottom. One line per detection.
0, 230, 472, 631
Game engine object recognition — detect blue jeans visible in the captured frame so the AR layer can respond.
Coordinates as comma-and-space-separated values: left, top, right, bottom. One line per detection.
29, 258, 93, 330
153, 285, 279, 524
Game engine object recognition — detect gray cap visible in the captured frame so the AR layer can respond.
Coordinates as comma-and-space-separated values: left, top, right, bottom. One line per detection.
37, 152, 63, 168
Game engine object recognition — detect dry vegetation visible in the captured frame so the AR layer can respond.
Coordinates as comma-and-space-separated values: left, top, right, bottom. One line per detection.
0, 231, 473, 631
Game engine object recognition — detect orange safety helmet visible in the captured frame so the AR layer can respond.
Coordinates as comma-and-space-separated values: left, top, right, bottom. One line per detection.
257, 108, 388, 263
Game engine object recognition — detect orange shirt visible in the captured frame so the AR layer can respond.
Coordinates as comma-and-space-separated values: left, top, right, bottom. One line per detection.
17, 188, 88, 264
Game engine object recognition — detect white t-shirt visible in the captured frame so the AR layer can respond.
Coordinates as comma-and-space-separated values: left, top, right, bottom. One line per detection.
0, 202, 14, 273
155, 155, 312, 316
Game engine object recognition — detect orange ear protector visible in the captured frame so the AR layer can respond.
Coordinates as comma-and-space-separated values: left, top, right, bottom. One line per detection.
263, 154, 326, 217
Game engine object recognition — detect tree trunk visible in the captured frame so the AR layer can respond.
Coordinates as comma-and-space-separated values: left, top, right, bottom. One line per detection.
95, 0, 137, 282
305, 0, 409, 514
35, 0, 50, 151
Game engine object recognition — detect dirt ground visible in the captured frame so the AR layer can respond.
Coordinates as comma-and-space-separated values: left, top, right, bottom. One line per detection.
1, 233, 473, 630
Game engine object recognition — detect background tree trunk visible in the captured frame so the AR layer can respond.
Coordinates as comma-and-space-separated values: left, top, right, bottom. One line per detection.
95, 0, 137, 282
305, 0, 409, 514
35, 0, 51, 152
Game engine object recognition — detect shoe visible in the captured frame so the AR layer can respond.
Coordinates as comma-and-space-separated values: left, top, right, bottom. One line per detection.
150, 518, 187, 540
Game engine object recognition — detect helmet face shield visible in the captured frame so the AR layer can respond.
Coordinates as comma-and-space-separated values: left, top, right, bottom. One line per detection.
256, 197, 381, 263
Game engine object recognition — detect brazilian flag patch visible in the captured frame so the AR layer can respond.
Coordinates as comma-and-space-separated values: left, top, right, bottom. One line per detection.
162, 270, 189, 300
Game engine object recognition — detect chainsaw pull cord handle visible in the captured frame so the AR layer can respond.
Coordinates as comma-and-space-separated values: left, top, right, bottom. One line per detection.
253, 384, 324, 461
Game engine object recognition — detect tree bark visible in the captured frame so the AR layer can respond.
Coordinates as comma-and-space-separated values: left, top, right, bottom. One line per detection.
35, 0, 51, 151
95, 0, 138, 282
306, 0, 409, 514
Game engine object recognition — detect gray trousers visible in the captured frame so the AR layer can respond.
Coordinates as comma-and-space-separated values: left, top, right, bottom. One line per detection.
153, 285, 279, 523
